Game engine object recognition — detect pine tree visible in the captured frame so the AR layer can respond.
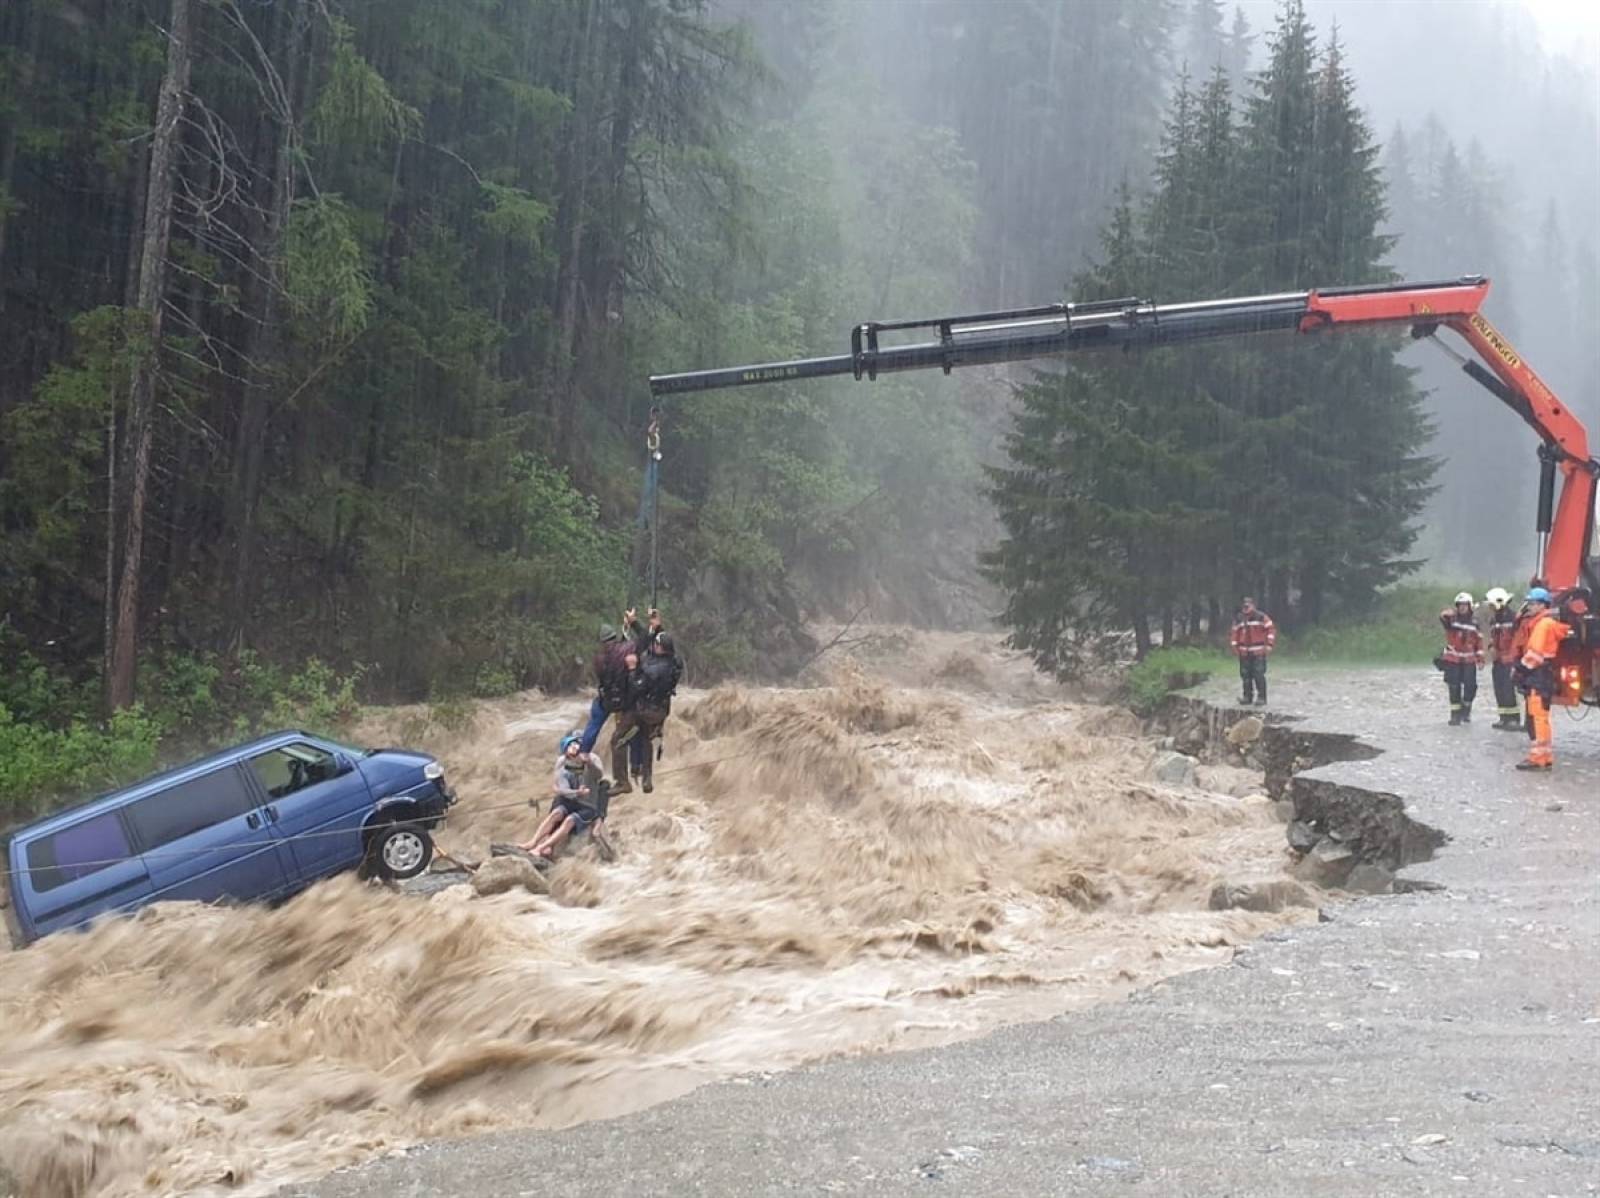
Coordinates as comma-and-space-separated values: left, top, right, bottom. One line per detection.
1224, 6, 1254, 88
1181, 0, 1227, 75
988, 0, 1437, 671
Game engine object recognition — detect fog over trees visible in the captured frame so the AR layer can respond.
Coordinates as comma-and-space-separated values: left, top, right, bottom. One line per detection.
0, 0, 1594, 799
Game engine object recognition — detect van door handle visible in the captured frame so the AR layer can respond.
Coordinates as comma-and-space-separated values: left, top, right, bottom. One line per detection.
264, 805, 279, 824
246, 812, 261, 830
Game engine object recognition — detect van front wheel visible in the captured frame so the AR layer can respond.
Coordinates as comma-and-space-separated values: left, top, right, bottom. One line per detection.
371, 823, 433, 881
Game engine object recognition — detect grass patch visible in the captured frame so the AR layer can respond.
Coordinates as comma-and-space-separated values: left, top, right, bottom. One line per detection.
1124, 646, 1233, 714
1282, 582, 1504, 665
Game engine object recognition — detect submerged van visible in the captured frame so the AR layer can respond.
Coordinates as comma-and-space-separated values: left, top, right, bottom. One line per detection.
3, 731, 455, 948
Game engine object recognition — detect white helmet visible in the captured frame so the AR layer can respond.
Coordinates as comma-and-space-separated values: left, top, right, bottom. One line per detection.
1485, 587, 1511, 608
1454, 591, 1474, 606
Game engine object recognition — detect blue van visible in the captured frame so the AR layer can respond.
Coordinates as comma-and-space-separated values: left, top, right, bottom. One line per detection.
3, 730, 455, 948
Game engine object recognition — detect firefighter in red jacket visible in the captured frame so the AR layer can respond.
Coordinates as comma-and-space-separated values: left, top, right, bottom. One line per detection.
1439, 591, 1484, 725
1484, 587, 1522, 730
1230, 596, 1276, 705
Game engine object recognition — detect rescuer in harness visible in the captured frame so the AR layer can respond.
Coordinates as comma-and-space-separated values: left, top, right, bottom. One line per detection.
1230, 597, 1276, 705
1484, 587, 1522, 730
618, 605, 665, 784
579, 624, 634, 756
1439, 591, 1484, 725
1513, 587, 1572, 772
632, 632, 683, 794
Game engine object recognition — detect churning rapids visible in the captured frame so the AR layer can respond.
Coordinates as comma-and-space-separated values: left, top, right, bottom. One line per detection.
0, 630, 1317, 1197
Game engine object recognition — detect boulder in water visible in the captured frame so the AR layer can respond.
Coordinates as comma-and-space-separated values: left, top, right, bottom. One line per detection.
1147, 751, 1197, 787
1295, 837, 1357, 885
1208, 878, 1315, 912
471, 857, 548, 897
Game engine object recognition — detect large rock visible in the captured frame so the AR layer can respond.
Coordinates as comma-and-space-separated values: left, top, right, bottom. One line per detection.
1286, 820, 1319, 852
1344, 862, 1395, 894
1225, 715, 1265, 747
1147, 751, 1198, 787
1295, 837, 1357, 886
1208, 878, 1316, 913
471, 856, 549, 897
1195, 762, 1266, 797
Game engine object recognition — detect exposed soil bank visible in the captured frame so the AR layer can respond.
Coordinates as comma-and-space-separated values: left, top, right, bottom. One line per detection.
1158, 694, 1447, 892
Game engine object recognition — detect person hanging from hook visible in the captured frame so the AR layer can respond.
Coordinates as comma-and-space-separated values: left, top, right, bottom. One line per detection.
616, 605, 666, 788
618, 630, 683, 795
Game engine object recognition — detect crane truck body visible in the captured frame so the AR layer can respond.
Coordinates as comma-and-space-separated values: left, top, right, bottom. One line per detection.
649, 276, 1600, 707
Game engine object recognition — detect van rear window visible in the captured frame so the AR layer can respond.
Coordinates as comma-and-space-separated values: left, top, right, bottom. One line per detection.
126, 768, 257, 853
26, 812, 133, 893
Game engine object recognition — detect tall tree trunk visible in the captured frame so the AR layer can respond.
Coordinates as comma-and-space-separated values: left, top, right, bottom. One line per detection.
103, 397, 117, 687
1131, 609, 1152, 660
230, 0, 308, 642
0, 0, 36, 318
109, 0, 192, 711
1268, 572, 1291, 629
550, 0, 599, 445
588, 0, 643, 415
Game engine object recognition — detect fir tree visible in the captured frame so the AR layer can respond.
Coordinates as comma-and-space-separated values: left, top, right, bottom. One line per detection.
988, 0, 1437, 671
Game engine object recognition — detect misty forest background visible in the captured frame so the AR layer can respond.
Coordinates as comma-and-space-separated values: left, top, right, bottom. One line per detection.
1, 0, 1596, 810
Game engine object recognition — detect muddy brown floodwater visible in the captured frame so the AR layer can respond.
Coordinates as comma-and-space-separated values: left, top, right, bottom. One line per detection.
0, 630, 1316, 1198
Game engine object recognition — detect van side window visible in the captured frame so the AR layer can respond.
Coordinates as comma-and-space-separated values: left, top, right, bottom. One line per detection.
248, 743, 336, 799
26, 812, 133, 893
126, 768, 257, 852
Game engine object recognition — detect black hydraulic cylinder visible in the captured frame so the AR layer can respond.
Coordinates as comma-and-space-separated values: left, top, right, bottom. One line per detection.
1536, 444, 1557, 534
648, 292, 1315, 397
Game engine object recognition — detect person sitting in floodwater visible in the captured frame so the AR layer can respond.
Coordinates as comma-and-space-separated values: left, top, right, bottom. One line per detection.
493, 732, 614, 864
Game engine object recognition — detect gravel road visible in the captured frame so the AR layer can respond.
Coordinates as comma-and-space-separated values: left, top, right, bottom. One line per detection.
286, 666, 1600, 1197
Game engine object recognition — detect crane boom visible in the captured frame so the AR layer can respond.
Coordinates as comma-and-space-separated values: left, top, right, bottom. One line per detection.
649, 275, 1598, 597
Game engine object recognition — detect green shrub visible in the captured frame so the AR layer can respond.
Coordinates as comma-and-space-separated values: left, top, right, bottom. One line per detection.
0, 650, 366, 826
0, 701, 162, 819
1123, 646, 1232, 714
263, 658, 364, 735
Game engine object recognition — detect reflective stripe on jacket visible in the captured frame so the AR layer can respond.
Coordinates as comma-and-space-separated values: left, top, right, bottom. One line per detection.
1230, 611, 1276, 656
1440, 609, 1482, 663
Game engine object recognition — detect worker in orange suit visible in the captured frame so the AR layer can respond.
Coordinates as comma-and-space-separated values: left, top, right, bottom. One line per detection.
1513, 587, 1571, 772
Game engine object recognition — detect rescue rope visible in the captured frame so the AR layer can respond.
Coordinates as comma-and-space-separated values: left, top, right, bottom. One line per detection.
634, 405, 663, 606
3, 750, 747, 879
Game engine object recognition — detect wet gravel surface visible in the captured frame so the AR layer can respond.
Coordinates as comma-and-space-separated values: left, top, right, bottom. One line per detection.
287, 667, 1600, 1197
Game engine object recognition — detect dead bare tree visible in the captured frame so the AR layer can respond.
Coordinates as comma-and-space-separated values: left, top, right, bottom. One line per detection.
109, 0, 193, 710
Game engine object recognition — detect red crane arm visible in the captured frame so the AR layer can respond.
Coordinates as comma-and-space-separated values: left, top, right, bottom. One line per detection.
1303, 279, 1590, 464
1303, 279, 1597, 590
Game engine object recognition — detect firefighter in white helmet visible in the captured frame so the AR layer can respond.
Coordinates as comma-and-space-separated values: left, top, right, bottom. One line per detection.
1483, 587, 1521, 729
1438, 591, 1484, 725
